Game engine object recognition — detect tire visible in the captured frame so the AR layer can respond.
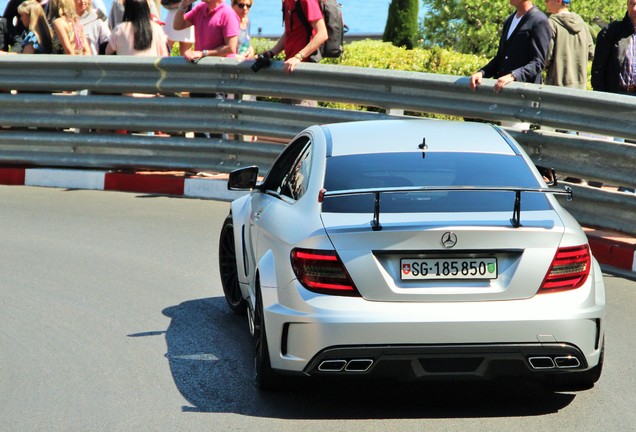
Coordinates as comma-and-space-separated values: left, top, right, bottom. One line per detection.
548, 340, 604, 391
254, 279, 280, 390
219, 215, 246, 315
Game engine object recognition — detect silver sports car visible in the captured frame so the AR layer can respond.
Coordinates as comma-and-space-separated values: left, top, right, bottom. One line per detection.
219, 119, 605, 390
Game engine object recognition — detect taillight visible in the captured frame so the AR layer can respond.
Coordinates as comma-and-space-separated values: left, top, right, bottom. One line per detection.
540, 245, 591, 293
290, 248, 360, 297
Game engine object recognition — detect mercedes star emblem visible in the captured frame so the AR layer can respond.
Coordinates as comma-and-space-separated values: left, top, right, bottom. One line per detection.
441, 232, 457, 248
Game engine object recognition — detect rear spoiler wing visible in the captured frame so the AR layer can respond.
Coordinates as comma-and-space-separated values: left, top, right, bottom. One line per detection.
320, 186, 573, 231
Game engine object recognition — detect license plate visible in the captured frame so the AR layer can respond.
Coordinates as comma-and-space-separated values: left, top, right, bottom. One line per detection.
400, 257, 498, 280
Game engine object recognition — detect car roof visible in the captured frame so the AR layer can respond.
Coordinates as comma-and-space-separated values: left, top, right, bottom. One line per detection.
322, 119, 518, 157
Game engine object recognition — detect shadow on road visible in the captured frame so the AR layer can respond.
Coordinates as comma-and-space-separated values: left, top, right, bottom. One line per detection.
162, 297, 576, 419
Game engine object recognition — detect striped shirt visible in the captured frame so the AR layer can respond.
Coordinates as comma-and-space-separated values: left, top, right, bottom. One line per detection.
619, 26, 636, 89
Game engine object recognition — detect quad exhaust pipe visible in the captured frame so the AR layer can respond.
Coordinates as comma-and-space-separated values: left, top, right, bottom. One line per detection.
316, 355, 581, 375
528, 355, 581, 370
318, 359, 374, 373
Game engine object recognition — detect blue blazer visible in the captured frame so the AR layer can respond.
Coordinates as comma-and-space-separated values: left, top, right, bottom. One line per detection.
480, 6, 552, 84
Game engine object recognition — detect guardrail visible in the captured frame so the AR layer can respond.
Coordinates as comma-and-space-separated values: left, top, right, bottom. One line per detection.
0, 55, 634, 235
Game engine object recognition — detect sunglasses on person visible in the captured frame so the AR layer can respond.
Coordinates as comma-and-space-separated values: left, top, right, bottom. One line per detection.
234, 2, 251, 8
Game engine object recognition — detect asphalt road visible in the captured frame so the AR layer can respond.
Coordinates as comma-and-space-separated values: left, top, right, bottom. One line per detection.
1, 186, 635, 432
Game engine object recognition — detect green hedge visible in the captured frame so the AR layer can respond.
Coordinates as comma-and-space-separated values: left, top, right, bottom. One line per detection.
252, 38, 488, 77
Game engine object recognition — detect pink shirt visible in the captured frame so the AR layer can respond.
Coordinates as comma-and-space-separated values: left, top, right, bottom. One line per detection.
184, 2, 239, 51
108, 21, 168, 56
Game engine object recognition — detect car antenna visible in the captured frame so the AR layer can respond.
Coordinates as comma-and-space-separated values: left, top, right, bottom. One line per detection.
418, 138, 427, 159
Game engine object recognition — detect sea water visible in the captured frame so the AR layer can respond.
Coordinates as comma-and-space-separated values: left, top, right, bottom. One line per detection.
1, 0, 427, 37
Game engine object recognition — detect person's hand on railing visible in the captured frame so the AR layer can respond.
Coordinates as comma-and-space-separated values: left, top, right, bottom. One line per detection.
469, 71, 483, 91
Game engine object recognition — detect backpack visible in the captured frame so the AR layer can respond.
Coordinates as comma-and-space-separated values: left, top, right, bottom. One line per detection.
294, 0, 347, 62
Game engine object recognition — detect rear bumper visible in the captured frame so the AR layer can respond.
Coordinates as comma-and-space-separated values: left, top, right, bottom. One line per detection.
263, 278, 605, 376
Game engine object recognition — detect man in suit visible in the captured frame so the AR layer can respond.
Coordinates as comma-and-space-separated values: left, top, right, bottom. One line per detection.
469, 0, 552, 92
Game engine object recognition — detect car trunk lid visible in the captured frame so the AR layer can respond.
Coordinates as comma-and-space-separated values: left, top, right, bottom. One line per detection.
321, 211, 565, 302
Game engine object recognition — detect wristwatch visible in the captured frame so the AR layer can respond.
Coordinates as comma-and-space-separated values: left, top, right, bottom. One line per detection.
294, 52, 303, 61
202, 50, 209, 57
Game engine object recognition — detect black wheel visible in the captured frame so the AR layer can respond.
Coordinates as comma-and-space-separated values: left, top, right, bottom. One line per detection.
548, 340, 604, 391
254, 279, 279, 390
219, 216, 246, 314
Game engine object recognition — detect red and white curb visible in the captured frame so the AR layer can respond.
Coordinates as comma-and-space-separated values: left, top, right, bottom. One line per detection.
585, 230, 636, 274
1, 167, 634, 275
0, 167, 247, 201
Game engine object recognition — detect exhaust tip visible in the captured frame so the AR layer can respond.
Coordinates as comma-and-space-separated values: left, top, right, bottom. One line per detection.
318, 360, 347, 372
317, 359, 374, 373
528, 356, 555, 369
555, 356, 581, 369
345, 359, 374, 372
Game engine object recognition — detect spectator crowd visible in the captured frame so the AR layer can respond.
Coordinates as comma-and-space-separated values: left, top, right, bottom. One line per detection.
0, 0, 257, 58
1, 0, 634, 95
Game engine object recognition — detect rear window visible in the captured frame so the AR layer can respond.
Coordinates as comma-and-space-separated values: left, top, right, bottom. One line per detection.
322, 152, 551, 213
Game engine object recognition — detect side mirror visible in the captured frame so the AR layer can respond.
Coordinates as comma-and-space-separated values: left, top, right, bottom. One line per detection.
228, 166, 259, 191
536, 165, 557, 187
